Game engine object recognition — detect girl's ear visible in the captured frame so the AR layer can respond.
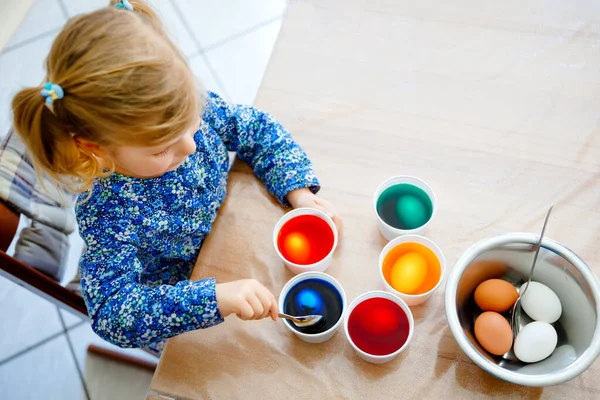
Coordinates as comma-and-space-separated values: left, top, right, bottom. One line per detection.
74, 137, 106, 158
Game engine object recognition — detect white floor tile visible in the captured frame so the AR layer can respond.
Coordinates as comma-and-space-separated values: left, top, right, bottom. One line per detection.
204, 19, 283, 105
189, 55, 227, 99
62, 0, 197, 57
68, 324, 156, 400
4, 0, 66, 49
174, 0, 287, 48
0, 335, 86, 400
60, 309, 84, 328
0, 34, 55, 139
60, 0, 109, 14
0, 277, 64, 362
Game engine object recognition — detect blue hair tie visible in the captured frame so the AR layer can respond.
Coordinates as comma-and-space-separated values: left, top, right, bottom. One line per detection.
40, 82, 64, 106
114, 0, 133, 11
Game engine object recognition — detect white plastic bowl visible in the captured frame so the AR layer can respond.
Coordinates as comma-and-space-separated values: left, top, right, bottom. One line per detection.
273, 208, 338, 275
279, 271, 346, 344
379, 235, 446, 306
373, 176, 436, 241
344, 290, 414, 364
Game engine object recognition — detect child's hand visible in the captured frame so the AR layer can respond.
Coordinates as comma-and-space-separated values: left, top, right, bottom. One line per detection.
216, 279, 279, 321
286, 188, 343, 238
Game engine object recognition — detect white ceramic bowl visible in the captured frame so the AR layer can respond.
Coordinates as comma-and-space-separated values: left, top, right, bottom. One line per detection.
373, 176, 436, 241
379, 235, 446, 306
273, 208, 338, 275
344, 290, 414, 364
279, 271, 347, 344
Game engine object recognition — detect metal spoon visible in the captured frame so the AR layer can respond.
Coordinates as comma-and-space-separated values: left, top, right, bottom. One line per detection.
278, 313, 323, 328
503, 204, 553, 361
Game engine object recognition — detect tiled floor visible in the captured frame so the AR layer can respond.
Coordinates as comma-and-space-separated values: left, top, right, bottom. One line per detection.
0, 0, 286, 399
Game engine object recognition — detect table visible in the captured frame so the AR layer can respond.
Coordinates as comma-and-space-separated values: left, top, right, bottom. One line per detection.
149, 1, 600, 398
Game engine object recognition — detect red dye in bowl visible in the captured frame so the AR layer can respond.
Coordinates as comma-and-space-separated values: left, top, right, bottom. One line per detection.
277, 215, 335, 265
347, 297, 410, 356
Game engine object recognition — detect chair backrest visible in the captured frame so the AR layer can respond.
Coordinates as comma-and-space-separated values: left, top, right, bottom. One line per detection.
0, 199, 89, 320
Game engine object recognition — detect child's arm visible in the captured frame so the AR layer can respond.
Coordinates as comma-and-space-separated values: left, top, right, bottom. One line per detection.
80, 236, 223, 348
79, 217, 277, 348
204, 92, 320, 206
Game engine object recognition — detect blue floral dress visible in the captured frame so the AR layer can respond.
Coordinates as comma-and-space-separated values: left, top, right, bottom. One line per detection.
76, 92, 320, 352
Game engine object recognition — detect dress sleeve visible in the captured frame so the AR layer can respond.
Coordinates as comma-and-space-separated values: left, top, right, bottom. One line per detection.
77, 206, 223, 348
204, 91, 320, 205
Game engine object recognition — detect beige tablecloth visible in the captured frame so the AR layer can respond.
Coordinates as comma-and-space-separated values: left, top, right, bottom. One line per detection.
149, 1, 600, 398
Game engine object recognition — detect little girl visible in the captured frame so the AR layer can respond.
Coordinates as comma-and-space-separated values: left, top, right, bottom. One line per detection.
12, 0, 341, 355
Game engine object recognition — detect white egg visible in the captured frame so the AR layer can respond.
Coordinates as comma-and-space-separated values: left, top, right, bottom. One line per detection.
514, 321, 558, 363
520, 282, 562, 323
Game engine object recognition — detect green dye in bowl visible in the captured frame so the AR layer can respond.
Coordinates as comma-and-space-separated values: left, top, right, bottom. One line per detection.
376, 184, 433, 230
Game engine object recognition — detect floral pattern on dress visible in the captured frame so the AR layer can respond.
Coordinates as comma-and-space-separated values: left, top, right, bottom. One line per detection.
76, 92, 320, 349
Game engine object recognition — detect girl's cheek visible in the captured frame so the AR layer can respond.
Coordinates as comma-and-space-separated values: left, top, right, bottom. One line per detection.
155, 156, 175, 172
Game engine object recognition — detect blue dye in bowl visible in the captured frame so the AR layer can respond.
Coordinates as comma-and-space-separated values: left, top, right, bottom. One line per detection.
283, 278, 343, 334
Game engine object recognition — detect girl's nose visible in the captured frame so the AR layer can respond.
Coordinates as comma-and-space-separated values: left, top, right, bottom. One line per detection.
179, 134, 197, 157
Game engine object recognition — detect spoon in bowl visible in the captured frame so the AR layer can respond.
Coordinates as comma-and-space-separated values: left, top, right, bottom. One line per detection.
278, 313, 324, 328
503, 204, 553, 361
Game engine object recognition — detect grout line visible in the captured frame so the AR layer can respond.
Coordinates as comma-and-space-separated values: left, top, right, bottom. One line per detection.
183, 15, 284, 61
0, 28, 61, 56
57, 0, 70, 20
57, 307, 86, 332
68, 320, 87, 331
169, 0, 232, 101
201, 15, 283, 53
0, 330, 65, 367
193, 54, 231, 102
0, 317, 88, 367
57, 307, 87, 330
168, 0, 206, 54
59, 310, 91, 400
185, 49, 201, 59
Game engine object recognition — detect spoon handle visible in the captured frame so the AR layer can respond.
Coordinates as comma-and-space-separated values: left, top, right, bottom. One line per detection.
521, 204, 554, 298
278, 313, 301, 322
508, 204, 555, 348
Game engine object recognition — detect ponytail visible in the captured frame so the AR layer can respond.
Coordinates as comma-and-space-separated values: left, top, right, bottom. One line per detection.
12, 86, 109, 194
109, 0, 161, 26
11, 0, 198, 195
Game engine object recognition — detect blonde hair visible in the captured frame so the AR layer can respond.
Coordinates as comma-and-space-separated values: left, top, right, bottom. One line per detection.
12, 0, 201, 194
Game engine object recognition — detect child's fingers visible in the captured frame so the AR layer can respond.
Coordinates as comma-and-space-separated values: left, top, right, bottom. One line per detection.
329, 213, 343, 235
269, 294, 279, 321
334, 217, 344, 239
260, 291, 277, 322
246, 294, 264, 320
315, 202, 343, 240
255, 289, 272, 319
236, 301, 255, 320
316, 199, 337, 219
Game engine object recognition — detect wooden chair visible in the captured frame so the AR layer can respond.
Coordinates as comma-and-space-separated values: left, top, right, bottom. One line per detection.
0, 199, 157, 371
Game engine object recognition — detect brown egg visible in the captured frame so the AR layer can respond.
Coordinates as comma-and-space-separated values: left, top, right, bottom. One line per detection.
474, 279, 519, 312
457, 261, 508, 307
474, 311, 513, 356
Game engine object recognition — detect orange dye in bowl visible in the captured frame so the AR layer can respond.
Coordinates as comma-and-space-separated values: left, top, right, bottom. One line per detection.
277, 215, 335, 265
382, 242, 441, 295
